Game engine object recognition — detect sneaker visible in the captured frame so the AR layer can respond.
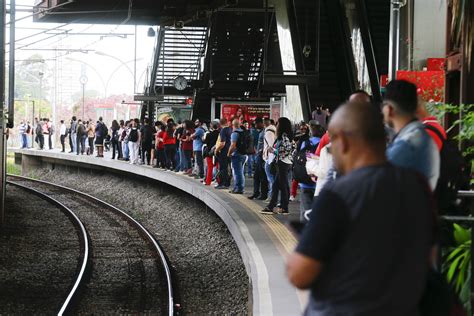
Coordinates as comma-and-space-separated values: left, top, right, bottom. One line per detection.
289, 195, 296, 202
215, 185, 229, 190
260, 207, 274, 215
276, 208, 289, 215
248, 194, 259, 200
264, 197, 271, 203
257, 195, 268, 200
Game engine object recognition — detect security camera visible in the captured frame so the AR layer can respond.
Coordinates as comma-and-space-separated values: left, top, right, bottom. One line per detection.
121, 100, 125, 104
175, 21, 184, 29
302, 45, 311, 58
209, 79, 214, 88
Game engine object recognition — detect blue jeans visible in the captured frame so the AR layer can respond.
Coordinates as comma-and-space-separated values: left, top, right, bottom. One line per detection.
21, 134, 27, 148
181, 149, 192, 170
245, 154, 255, 176
123, 141, 130, 159
231, 154, 246, 192
175, 148, 181, 171
71, 133, 77, 152
265, 161, 275, 197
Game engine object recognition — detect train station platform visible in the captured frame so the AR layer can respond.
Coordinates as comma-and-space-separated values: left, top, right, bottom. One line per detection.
9, 148, 307, 315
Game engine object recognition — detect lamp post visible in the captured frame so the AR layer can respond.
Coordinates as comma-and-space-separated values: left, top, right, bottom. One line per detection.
38, 71, 44, 119
79, 75, 88, 119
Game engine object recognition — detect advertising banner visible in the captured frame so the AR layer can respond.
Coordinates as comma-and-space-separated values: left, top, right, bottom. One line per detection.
220, 104, 270, 122
156, 107, 192, 123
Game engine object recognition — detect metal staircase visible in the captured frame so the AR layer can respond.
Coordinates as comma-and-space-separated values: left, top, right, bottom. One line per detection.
152, 26, 208, 103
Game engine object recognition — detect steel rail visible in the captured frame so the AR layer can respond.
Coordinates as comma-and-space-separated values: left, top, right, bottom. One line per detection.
7, 174, 175, 316
6, 179, 90, 316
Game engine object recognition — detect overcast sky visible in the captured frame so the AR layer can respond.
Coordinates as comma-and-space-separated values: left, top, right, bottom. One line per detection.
10, 0, 156, 101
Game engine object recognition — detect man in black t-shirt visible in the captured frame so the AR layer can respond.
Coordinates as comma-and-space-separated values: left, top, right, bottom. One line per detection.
287, 102, 435, 316
140, 118, 154, 165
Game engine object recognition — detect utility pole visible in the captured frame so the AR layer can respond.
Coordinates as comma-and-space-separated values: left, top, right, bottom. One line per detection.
80, 75, 87, 119
0, 0, 6, 225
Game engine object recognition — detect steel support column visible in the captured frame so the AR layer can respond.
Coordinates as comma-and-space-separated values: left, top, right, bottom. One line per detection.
389, 1, 405, 81
0, 0, 6, 224
7, 0, 14, 128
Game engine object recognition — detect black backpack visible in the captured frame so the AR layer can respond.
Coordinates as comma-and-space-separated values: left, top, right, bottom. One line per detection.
129, 128, 139, 142
424, 124, 468, 214
236, 130, 254, 155
101, 123, 108, 137
293, 139, 319, 185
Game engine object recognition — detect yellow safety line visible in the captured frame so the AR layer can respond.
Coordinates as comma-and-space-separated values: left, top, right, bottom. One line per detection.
229, 193, 297, 255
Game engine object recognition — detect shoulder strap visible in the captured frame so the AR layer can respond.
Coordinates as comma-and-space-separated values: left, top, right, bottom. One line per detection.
423, 123, 445, 144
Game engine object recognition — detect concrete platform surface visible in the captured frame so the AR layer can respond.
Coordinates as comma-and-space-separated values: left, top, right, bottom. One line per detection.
9, 148, 307, 316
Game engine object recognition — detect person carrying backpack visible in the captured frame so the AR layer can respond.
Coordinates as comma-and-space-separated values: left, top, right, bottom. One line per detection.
95, 116, 107, 157
227, 119, 247, 194
76, 119, 86, 155
128, 119, 141, 164
416, 100, 469, 214
35, 117, 44, 150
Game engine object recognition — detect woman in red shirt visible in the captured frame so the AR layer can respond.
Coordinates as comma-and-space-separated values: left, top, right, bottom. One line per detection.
154, 124, 166, 168
163, 122, 177, 170
180, 120, 194, 174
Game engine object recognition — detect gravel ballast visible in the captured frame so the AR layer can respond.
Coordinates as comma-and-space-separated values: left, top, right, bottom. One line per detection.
0, 185, 80, 314
26, 166, 250, 315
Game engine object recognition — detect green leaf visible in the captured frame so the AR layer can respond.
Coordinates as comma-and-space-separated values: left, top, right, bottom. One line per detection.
446, 246, 464, 261
447, 254, 464, 282
453, 224, 471, 244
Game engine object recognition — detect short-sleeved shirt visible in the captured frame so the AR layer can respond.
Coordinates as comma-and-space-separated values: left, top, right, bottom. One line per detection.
220, 126, 232, 153
193, 126, 205, 152
156, 130, 165, 149
181, 129, 193, 151
230, 128, 243, 157
297, 163, 434, 315
387, 120, 440, 190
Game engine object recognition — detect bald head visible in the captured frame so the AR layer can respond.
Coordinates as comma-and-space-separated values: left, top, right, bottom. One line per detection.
349, 90, 372, 104
330, 102, 386, 148
329, 102, 387, 174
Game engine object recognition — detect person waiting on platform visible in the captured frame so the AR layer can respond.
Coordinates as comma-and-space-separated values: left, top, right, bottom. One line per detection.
382, 80, 440, 190
214, 118, 232, 189
140, 118, 154, 165
128, 119, 141, 165
95, 117, 108, 158
260, 117, 294, 215
287, 102, 436, 316
227, 119, 246, 194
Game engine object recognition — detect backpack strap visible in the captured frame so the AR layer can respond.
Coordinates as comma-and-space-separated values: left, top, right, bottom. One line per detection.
423, 123, 445, 144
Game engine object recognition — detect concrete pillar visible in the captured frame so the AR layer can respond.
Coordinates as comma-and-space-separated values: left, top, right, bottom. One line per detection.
21, 154, 42, 176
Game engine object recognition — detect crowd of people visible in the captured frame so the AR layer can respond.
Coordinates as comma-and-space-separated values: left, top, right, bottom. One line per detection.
18, 79, 468, 315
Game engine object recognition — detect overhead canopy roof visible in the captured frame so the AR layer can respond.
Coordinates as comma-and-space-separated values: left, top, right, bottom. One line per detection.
34, 0, 264, 26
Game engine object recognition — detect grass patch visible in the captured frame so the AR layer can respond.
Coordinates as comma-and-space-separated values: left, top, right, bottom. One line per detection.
6, 154, 21, 175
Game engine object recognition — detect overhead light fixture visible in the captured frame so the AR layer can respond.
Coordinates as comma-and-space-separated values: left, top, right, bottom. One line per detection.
147, 27, 156, 37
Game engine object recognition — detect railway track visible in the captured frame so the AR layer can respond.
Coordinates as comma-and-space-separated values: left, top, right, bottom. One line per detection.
7, 174, 175, 315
